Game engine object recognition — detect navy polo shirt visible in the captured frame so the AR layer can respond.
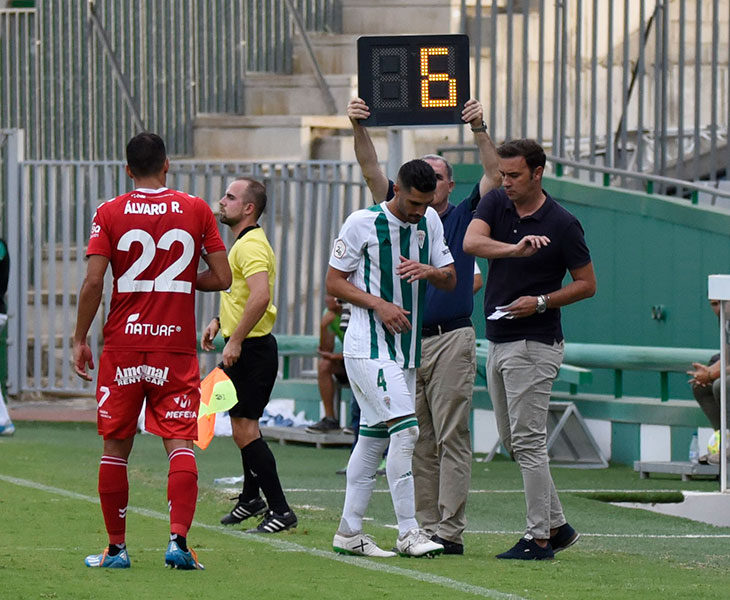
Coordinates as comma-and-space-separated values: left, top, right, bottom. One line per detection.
473, 188, 591, 344
385, 182, 479, 327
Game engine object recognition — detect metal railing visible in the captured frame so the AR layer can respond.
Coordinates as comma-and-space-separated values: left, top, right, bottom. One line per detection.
3, 1, 727, 189
475, 340, 716, 402
461, 0, 729, 187
4, 145, 369, 395
438, 145, 730, 207
0, 1, 339, 160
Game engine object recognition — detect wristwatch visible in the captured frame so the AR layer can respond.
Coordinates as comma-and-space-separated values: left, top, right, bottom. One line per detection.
470, 120, 488, 133
536, 295, 548, 314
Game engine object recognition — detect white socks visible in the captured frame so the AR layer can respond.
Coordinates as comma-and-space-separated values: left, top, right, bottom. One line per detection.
386, 419, 419, 536
338, 418, 420, 537
338, 430, 389, 535
0, 388, 11, 426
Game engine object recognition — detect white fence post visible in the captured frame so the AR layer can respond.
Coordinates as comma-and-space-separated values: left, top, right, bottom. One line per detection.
4, 129, 24, 396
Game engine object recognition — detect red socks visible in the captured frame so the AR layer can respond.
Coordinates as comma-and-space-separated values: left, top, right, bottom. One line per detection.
167, 447, 198, 537
98, 455, 129, 545
97, 447, 198, 544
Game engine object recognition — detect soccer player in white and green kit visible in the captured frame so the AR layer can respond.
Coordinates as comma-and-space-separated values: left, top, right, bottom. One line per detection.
327, 159, 456, 558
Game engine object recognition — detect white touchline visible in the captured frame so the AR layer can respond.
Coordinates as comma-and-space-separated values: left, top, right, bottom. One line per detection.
276, 488, 696, 494
465, 529, 730, 539
380, 523, 730, 539
0, 473, 525, 600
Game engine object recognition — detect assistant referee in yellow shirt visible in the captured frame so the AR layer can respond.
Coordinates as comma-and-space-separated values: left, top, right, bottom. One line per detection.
201, 177, 296, 534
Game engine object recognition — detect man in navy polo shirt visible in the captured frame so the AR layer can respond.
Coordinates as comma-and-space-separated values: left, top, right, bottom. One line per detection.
464, 138, 596, 560
347, 97, 501, 555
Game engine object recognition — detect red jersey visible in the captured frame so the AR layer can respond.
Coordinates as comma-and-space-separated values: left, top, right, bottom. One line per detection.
87, 187, 226, 354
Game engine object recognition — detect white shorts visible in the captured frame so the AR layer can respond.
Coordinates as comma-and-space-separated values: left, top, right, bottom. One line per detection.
344, 357, 416, 426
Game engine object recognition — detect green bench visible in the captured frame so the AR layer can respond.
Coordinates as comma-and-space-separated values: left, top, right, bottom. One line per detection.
206, 334, 715, 400
205, 333, 342, 379
474, 340, 593, 392
205, 334, 594, 389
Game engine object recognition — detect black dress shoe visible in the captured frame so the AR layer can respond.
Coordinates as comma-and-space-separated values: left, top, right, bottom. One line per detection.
430, 534, 464, 555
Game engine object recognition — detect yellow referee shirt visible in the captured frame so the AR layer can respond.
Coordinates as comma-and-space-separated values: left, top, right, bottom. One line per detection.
219, 226, 277, 338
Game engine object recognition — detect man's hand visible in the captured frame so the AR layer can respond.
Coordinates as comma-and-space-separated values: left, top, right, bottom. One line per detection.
374, 299, 411, 335
347, 97, 370, 123
499, 296, 542, 319
222, 339, 242, 368
396, 255, 434, 284
688, 362, 713, 387
318, 349, 343, 361
201, 318, 220, 351
462, 98, 484, 127
73, 340, 95, 381
513, 235, 551, 257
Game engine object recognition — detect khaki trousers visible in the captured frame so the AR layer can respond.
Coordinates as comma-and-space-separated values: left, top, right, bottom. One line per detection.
413, 327, 475, 544
486, 339, 566, 540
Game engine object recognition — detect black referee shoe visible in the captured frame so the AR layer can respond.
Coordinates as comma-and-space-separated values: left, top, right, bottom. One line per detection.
430, 534, 464, 555
247, 509, 298, 533
220, 496, 267, 525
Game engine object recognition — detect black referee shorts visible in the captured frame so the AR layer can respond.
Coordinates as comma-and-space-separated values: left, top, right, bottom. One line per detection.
223, 333, 278, 420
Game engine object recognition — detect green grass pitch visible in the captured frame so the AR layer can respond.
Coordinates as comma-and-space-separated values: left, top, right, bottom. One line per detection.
1, 421, 728, 600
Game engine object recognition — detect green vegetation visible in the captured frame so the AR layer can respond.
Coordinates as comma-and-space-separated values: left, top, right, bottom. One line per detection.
1, 422, 728, 600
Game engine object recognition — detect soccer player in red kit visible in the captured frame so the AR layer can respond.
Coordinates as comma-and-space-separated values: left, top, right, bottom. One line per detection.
72, 132, 232, 570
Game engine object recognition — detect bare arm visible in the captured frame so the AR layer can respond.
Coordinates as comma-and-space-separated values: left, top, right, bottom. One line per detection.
196, 250, 232, 291
463, 218, 551, 259
688, 359, 728, 386
319, 310, 336, 353
221, 271, 270, 367
201, 317, 220, 352
501, 261, 597, 319
326, 266, 412, 334
461, 99, 502, 197
317, 310, 344, 361
395, 256, 456, 291
473, 270, 483, 295
547, 262, 597, 307
348, 97, 390, 203
73, 255, 109, 381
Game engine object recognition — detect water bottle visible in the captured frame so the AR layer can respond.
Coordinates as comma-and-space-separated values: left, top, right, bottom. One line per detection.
689, 433, 699, 464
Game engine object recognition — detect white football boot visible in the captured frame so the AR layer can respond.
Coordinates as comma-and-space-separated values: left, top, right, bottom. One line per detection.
396, 528, 444, 558
333, 532, 397, 557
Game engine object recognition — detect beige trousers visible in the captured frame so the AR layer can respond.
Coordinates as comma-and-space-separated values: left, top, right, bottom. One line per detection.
487, 339, 566, 539
413, 327, 476, 544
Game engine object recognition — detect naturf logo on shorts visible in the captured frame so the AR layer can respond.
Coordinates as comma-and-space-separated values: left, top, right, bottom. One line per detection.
333, 238, 347, 259
124, 313, 181, 337
114, 364, 170, 386
417, 230, 426, 249
166, 395, 197, 420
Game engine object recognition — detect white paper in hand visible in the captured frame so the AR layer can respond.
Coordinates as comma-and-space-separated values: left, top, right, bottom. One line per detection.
488, 306, 514, 320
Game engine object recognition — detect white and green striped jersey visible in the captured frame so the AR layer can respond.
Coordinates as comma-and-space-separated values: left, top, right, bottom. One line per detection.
329, 203, 453, 368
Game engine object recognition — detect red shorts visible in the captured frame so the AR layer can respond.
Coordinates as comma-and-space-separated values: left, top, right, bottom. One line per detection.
96, 350, 201, 440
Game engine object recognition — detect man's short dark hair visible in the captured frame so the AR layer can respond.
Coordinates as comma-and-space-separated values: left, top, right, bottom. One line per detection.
497, 139, 546, 173
126, 132, 167, 178
235, 177, 267, 218
396, 159, 437, 193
